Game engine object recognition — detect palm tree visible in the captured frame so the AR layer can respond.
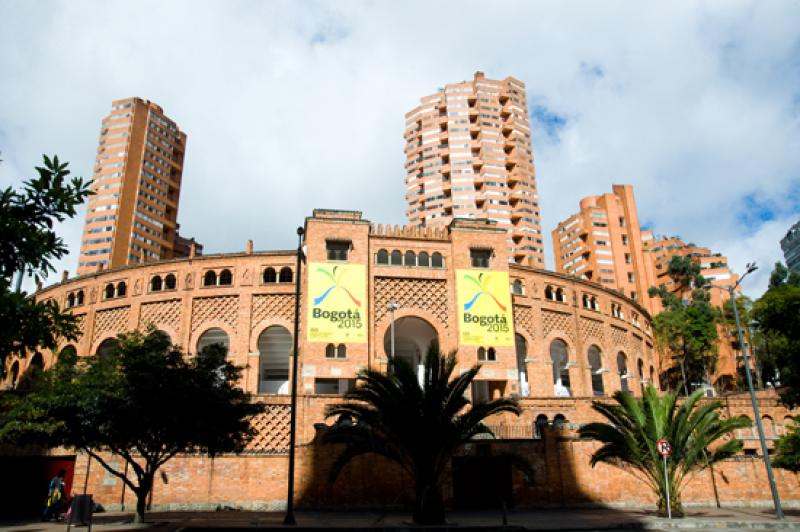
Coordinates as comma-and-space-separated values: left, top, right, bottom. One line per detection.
323, 341, 522, 525
578, 385, 751, 517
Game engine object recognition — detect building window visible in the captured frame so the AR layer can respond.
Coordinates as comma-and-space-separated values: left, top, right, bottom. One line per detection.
164, 274, 176, 290
550, 339, 571, 396
279, 267, 293, 283
116, 281, 126, 297
76, 290, 84, 305
405, 250, 417, 267
327, 240, 350, 261
263, 267, 277, 283
431, 252, 444, 268
477, 347, 496, 362
376, 249, 389, 265
555, 287, 565, 303
588, 345, 605, 396
325, 343, 346, 359
545, 285, 555, 300
512, 279, 524, 295
151, 275, 163, 292
390, 250, 402, 265
470, 249, 492, 268
418, 252, 430, 267
219, 269, 233, 285
67, 293, 75, 307
104, 283, 115, 299
203, 270, 217, 286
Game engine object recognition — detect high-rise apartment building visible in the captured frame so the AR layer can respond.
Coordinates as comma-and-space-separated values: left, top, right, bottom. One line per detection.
77, 98, 194, 275
781, 219, 800, 272
403, 72, 544, 266
552, 184, 657, 312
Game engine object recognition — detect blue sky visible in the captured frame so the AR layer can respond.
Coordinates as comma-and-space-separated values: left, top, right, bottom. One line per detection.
0, 0, 798, 298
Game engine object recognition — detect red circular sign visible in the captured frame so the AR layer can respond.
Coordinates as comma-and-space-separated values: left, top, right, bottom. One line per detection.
657, 438, 671, 457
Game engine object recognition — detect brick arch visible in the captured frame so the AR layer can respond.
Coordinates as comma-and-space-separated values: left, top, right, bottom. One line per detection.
542, 332, 577, 364
250, 318, 294, 353
374, 308, 448, 355
190, 321, 237, 355
91, 332, 121, 357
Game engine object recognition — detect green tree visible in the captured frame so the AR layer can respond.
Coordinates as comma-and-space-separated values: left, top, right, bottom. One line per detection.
0, 328, 264, 523
773, 417, 800, 473
578, 386, 750, 517
0, 155, 91, 372
649, 257, 719, 393
752, 262, 800, 408
323, 342, 526, 525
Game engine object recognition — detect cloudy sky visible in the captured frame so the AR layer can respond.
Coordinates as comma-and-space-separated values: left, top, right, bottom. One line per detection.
1, 1, 798, 298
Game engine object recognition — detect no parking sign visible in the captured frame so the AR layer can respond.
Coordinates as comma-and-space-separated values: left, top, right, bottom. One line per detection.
657, 438, 671, 457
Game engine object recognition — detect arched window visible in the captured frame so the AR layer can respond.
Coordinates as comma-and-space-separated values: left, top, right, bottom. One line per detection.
535, 414, 549, 439
197, 327, 230, 356
418, 252, 430, 267
515, 334, 528, 397
279, 267, 293, 283
263, 267, 277, 283
376, 249, 389, 265
477, 347, 487, 361
219, 269, 233, 285
59, 345, 77, 361
545, 286, 554, 300
582, 294, 590, 308
151, 276, 163, 292
116, 281, 126, 297
325, 344, 336, 358
76, 290, 85, 305
591, 297, 598, 311
588, 345, 605, 396
96, 338, 119, 358
553, 414, 567, 429
431, 252, 443, 268
67, 293, 75, 308
257, 325, 291, 394
487, 347, 496, 361
337, 344, 347, 358
649, 366, 655, 387
550, 339, 571, 395
512, 279, 524, 295
617, 352, 629, 393
104, 283, 115, 299
164, 274, 176, 290
404, 250, 416, 267
390, 250, 402, 266
204, 270, 217, 286
637, 358, 645, 382
555, 287, 565, 303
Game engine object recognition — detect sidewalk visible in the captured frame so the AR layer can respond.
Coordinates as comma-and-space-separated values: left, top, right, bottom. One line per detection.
2, 507, 798, 531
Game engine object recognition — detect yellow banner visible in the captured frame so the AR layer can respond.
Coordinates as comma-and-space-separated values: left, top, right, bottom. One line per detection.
456, 269, 514, 346
307, 263, 367, 343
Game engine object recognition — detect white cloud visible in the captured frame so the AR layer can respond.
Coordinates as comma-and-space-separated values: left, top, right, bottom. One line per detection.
0, 0, 797, 299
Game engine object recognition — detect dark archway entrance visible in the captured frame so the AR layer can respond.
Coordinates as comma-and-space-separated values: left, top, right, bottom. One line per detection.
383, 316, 438, 379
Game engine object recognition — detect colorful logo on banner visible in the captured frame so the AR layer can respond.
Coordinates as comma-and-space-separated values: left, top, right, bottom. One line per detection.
307, 263, 367, 343
456, 269, 514, 346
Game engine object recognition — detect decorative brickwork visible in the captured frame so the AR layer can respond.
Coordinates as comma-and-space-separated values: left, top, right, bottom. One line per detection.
191, 296, 239, 333
513, 305, 535, 339
92, 306, 130, 342
543, 310, 575, 343
245, 404, 291, 453
139, 299, 182, 335
580, 317, 604, 343
611, 325, 627, 348
251, 295, 294, 329
374, 277, 450, 329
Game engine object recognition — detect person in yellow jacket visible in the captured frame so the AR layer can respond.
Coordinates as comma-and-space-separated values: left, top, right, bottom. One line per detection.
41, 469, 66, 521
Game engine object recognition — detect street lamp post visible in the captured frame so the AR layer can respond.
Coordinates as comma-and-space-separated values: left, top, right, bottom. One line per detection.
283, 227, 304, 526
721, 263, 784, 520
730, 277, 784, 519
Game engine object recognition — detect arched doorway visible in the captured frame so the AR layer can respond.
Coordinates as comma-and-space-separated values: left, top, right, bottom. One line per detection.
258, 326, 291, 394
550, 339, 571, 396
96, 338, 119, 358
588, 345, 605, 396
515, 334, 529, 397
383, 316, 438, 383
617, 352, 629, 394
196, 328, 229, 355
9, 360, 19, 387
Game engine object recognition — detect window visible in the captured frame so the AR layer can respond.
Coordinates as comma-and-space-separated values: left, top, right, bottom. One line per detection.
204, 270, 218, 286
512, 279, 524, 295
325, 343, 347, 359
555, 287, 565, 303
624, 253, 632, 265
588, 346, 605, 396
116, 281, 126, 297
327, 240, 350, 261
150, 275, 163, 292
431, 252, 444, 268
470, 249, 492, 268
263, 267, 277, 283
404, 250, 416, 267
477, 347, 496, 361
376, 249, 389, 265
545, 285, 555, 300
627, 272, 635, 283
418, 252, 430, 267
279, 267, 292, 283
198, 327, 230, 356
219, 269, 233, 285
621, 235, 629, 245
164, 274, 176, 290
67, 293, 75, 307
390, 250, 402, 265
104, 283, 115, 299
550, 339, 571, 395
617, 352, 629, 393
76, 290, 84, 305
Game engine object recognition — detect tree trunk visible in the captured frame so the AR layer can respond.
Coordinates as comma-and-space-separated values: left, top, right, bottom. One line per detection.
413, 480, 445, 525
658, 492, 685, 518
133, 475, 153, 524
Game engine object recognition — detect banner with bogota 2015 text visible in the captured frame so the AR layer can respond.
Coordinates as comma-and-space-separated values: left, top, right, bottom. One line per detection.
456, 269, 514, 346
307, 263, 367, 343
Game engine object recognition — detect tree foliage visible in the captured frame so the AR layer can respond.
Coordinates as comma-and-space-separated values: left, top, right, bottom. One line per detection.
649, 256, 719, 393
0, 155, 92, 372
0, 328, 264, 523
773, 417, 800, 473
578, 386, 750, 517
752, 262, 800, 408
323, 341, 527, 525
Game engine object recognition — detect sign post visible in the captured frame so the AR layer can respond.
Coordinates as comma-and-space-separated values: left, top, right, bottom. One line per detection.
657, 438, 672, 519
